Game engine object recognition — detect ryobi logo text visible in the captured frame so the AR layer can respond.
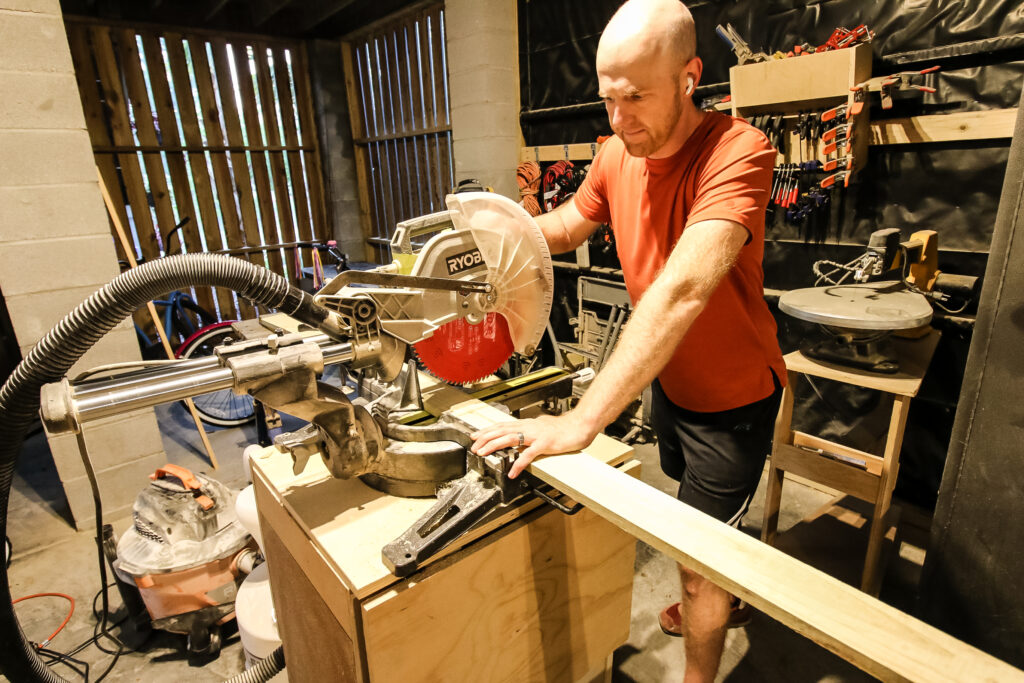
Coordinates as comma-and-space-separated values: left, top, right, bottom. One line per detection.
446, 248, 484, 275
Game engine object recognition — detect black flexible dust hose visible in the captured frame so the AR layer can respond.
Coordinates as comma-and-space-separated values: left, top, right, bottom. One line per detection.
0, 254, 332, 683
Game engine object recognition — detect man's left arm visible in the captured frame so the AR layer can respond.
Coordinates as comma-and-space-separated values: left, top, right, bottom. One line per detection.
471, 217, 749, 476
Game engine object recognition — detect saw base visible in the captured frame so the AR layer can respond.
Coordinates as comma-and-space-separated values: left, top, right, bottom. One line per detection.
803, 328, 900, 374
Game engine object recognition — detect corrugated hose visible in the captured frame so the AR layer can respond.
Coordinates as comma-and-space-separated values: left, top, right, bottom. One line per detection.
0, 254, 331, 682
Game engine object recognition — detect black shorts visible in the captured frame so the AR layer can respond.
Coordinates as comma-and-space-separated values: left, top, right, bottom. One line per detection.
650, 373, 783, 525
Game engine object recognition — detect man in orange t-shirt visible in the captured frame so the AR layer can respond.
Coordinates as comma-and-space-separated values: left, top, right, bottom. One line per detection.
472, 1, 784, 679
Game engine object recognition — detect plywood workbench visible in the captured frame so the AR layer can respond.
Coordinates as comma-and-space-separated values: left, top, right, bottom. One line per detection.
250, 388, 637, 683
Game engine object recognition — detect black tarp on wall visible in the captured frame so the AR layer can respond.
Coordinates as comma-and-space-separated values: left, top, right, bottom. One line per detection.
519, 0, 1024, 509
916, 95, 1024, 670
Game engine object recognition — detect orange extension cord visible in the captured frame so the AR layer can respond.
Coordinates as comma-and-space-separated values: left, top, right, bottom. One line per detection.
12, 592, 75, 648
517, 160, 542, 216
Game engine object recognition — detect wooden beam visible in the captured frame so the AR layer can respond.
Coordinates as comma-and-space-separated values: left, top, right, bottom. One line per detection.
869, 109, 1018, 145
250, 0, 297, 27
521, 109, 1019, 163
203, 0, 232, 22
97, 168, 220, 471
425, 386, 1024, 683
294, 0, 361, 33
521, 142, 604, 163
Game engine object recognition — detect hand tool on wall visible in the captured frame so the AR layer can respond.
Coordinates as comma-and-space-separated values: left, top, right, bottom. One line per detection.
715, 23, 770, 65
821, 100, 865, 123
851, 66, 940, 110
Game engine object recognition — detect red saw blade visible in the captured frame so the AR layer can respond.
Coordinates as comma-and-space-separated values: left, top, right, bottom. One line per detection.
413, 313, 514, 384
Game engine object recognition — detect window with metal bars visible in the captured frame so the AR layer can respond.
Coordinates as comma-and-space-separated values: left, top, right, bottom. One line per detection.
343, 4, 454, 262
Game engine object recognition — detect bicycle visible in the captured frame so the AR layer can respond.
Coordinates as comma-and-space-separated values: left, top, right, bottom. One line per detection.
175, 322, 256, 427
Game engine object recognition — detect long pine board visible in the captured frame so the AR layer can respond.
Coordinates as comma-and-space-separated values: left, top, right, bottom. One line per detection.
530, 453, 1023, 683
429, 387, 1024, 682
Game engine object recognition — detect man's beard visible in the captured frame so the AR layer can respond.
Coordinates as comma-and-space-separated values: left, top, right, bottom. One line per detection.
617, 82, 684, 158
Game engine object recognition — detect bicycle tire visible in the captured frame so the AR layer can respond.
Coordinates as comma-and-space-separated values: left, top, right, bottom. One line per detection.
176, 322, 256, 427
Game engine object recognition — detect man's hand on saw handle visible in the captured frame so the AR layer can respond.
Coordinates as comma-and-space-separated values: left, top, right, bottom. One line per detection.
470, 413, 598, 479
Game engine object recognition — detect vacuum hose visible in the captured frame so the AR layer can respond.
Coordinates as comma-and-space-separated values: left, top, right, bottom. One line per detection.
0, 254, 330, 682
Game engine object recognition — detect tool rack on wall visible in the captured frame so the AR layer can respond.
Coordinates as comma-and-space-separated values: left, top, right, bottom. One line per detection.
730, 43, 872, 174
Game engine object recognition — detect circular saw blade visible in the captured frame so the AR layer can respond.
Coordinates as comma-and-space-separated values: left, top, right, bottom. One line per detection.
444, 192, 553, 355
413, 312, 514, 385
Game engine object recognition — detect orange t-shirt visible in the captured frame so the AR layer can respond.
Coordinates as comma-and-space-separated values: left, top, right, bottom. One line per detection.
574, 111, 786, 412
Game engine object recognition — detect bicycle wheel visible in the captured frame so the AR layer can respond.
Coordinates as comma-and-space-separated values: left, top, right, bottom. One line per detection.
176, 322, 256, 427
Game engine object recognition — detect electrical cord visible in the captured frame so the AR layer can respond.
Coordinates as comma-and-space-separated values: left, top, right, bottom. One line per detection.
516, 160, 542, 216
1, 254, 323, 682
11, 593, 75, 649
898, 246, 971, 314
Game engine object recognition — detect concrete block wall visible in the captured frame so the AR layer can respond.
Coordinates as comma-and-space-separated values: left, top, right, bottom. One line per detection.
0, 0, 167, 528
444, 0, 522, 201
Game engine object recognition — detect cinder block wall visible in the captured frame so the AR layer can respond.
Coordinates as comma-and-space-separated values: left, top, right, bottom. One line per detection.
445, 0, 521, 201
0, 0, 167, 528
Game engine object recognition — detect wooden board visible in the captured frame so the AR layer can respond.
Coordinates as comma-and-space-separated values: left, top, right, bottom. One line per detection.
730, 44, 872, 112
253, 41, 298, 283
292, 44, 331, 240
871, 108, 1018, 144
519, 108, 1018, 165
341, 40, 376, 257
528, 452, 1024, 682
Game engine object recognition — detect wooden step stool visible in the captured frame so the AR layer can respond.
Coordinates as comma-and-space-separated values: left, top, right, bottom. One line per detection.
760, 330, 940, 596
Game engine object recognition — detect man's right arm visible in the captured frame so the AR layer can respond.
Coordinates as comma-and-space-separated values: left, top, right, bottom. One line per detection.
534, 198, 602, 254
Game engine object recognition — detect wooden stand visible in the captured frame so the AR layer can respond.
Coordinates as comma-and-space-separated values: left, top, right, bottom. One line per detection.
760, 330, 940, 595
251, 414, 637, 682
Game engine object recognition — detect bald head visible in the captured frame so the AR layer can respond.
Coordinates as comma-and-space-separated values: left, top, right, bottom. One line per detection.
594, 0, 703, 158
598, 0, 696, 73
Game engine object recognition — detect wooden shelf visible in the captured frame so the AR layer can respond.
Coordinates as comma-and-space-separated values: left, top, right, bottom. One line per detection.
730, 44, 872, 114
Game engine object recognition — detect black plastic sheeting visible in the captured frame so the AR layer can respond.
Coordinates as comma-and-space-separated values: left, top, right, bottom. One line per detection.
917, 98, 1024, 669
520, 0, 1024, 113
519, 0, 1023, 509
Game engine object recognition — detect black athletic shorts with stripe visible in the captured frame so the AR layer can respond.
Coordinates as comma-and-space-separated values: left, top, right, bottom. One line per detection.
651, 372, 783, 526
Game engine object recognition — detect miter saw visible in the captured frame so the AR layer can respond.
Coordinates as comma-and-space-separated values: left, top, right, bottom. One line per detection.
38, 192, 582, 577
779, 228, 979, 372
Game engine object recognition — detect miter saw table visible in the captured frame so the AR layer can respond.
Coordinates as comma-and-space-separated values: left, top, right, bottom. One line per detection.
249, 373, 638, 682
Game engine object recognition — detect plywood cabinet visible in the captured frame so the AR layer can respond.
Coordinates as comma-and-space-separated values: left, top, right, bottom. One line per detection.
251, 434, 637, 682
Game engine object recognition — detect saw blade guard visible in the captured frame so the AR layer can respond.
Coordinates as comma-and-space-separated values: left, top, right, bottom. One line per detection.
444, 192, 553, 355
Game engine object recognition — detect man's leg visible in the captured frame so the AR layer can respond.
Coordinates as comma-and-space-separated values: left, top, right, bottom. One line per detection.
650, 376, 783, 678
679, 565, 731, 683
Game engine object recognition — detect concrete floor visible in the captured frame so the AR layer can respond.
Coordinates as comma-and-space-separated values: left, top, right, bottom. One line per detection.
5, 401, 931, 682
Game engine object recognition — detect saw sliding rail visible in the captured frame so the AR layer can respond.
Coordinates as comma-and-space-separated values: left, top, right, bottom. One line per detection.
54, 335, 351, 425
436, 393, 1024, 683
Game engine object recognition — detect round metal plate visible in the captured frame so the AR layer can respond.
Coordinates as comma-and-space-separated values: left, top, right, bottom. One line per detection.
779, 282, 933, 330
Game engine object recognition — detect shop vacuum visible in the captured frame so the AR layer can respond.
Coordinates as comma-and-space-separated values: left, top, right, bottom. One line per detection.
104, 463, 257, 656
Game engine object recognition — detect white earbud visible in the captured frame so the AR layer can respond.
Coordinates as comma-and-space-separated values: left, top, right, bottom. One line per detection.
686, 76, 695, 95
